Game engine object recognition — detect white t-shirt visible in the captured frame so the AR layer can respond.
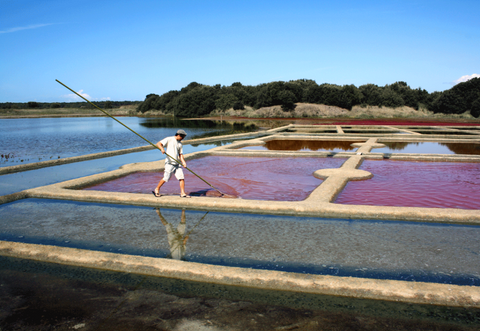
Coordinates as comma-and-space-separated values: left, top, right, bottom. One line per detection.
160, 136, 183, 165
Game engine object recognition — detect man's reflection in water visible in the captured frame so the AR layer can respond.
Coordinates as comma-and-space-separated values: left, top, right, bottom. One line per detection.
155, 208, 189, 260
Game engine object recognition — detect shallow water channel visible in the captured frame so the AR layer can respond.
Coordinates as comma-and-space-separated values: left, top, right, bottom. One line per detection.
1, 199, 479, 286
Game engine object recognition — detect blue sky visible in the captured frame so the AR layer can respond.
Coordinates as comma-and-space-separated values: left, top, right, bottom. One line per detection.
1, 0, 479, 102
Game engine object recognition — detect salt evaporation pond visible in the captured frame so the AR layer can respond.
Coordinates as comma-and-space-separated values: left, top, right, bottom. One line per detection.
0, 142, 240, 196
85, 156, 346, 201
335, 159, 480, 209
1, 199, 479, 286
374, 141, 480, 155
0, 117, 256, 167
240, 140, 364, 152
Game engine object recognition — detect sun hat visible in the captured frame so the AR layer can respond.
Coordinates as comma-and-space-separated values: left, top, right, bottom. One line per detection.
176, 129, 187, 137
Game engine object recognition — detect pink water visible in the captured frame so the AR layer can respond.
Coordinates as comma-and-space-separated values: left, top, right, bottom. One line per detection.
335, 160, 480, 209
85, 156, 346, 201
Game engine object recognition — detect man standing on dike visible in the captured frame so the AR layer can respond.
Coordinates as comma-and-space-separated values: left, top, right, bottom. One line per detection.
153, 129, 191, 198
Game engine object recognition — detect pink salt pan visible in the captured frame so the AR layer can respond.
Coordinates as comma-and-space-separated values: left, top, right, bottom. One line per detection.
335, 160, 480, 209
85, 156, 346, 201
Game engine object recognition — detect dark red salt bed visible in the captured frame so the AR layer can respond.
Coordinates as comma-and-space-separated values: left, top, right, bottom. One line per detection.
335, 160, 480, 209
85, 156, 346, 201
326, 119, 480, 126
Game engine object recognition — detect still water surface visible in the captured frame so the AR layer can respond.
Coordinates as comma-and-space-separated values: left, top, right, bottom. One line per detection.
0, 117, 256, 167
374, 141, 480, 155
241, 140, 364, 152
336, 159, 480, 209
0, 117, 256, 195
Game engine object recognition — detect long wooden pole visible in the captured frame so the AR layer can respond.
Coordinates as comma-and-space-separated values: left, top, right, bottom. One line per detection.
55, 79, 224, 195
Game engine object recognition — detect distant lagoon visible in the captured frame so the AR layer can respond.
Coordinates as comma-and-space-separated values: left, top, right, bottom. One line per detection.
0, 117, 255, 167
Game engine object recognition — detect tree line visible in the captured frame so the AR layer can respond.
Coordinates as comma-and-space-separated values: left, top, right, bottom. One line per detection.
137, 78, 480, 118
3, 78, 478, 118
0, 100, 139, 110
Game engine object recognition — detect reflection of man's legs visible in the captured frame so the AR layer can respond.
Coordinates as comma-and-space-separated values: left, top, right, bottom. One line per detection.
155, 208, 188, 260
181, 208, 186, 224
155, 208, 167, 225
177, 208, 186, 237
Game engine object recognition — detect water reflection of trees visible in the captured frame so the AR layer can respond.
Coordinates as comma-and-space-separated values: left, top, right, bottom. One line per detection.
264, 140, 364, 151
382, 142, 412, 151
140, 118, 258, 139
140, 117, 219, 128
440, 143, 480, 155
191, 122, 258, 139
381, 142, 480, 154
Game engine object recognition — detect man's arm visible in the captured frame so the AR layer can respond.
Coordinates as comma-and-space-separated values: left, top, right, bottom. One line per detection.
179, 154, 187, 167
156, 141, 165, 154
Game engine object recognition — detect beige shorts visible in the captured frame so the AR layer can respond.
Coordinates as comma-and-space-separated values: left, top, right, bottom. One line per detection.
163, 163, 185, 182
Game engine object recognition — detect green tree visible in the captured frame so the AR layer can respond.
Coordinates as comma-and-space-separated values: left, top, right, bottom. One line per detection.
255, 81, 286, 108
278, 90, 296, 111
27, 101, 39, 108
137, 94, 160, 113
304, 84, 323, 104
233, 101, 245, 110
175, 85, 217, 117
154, 90, 180, 113
215, 93, 238, 111
380, 87, 404, 108
470, 97, 480, 118
432, 78, 480, 114
338, 84, 362, 110
359, 84, 382, 106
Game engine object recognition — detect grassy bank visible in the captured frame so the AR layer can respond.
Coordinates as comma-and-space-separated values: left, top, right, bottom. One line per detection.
0, 105, 138, 118
210, 103, 477, 121
1, 103, 479, 123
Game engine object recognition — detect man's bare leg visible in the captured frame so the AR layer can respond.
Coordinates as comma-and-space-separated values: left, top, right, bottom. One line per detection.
154, 179, 166, 197
179, 179, 190, 197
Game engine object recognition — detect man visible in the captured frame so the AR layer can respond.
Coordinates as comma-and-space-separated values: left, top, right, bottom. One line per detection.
152, 129, 191, 198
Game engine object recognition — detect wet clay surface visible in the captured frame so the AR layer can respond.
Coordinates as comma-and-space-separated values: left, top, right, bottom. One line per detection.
336, 160, 480, 209
1, 257, 479, 331
85, 156, 346, 201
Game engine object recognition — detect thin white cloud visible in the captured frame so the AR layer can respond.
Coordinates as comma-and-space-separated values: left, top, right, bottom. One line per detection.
0, 23, 55, 34
453, 74, 480, 85
63, 90, 92, 101
62, 90, 111, 102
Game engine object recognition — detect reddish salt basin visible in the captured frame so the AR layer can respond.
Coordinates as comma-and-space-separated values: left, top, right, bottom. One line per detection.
242, 140, 364, 152
335, 160, 480, 209
374, 142, 480, 155
327, 119, 480, 126
85, 156, 346, 201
